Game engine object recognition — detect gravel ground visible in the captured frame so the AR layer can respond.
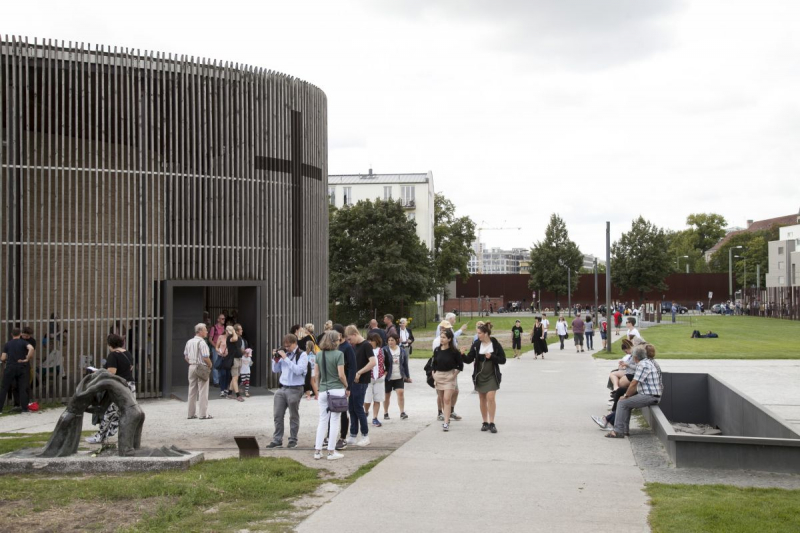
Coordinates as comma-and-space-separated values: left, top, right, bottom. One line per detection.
0, 359, 448, 477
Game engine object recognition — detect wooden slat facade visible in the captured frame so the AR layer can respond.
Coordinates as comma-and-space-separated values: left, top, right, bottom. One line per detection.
0, 37, 328, 400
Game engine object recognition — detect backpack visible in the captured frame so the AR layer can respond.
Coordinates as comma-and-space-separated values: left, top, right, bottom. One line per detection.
423, 357, 435, 389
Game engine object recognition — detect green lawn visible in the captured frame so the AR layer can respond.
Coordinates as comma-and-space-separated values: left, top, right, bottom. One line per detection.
594, 316, 800, 360
647, 483, 800, 532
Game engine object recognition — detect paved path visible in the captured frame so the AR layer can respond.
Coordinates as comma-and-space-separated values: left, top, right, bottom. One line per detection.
298, 345, 651, 533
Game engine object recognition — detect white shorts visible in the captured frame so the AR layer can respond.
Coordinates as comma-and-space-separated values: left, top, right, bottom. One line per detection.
365, 378, 386, 403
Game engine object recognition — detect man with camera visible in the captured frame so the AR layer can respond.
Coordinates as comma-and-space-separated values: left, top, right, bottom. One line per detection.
267, 334, 308, 449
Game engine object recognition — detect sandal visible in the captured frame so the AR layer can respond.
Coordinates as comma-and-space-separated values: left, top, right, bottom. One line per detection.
604, 431, 624, 438
187, 415, 198, 419
237, 396, 245, 402
200, 415, 214, 419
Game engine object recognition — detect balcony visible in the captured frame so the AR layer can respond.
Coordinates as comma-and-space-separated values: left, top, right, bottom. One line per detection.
400, 199, 416, 209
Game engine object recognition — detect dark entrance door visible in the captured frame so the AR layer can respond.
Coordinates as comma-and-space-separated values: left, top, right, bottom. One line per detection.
162, 281, 267, 397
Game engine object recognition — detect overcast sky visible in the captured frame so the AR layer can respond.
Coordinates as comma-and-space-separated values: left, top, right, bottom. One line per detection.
9, 0, 800, 257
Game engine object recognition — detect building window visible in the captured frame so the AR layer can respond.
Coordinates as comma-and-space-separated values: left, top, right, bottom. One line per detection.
407, 212, 415, 221
778, 276, 785, 285
778, 246, 784, 255
343, 187, 352, 206
401, 186, 415, 207
328, 186, 335, 205
384, 186, 392, 200
778, 261, 784, 270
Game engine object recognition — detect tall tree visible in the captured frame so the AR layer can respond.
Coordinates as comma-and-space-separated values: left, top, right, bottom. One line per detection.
708, 229, 773, 290
665, 229, 708, 273
329, 199, 434, 318
527, 214, 582, 309
611, 217, 672, 303
432, 193, 476, 298
686, 213, 727, 254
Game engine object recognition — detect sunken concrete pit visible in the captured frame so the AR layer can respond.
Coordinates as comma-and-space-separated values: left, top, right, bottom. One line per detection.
642, 372, 800, 474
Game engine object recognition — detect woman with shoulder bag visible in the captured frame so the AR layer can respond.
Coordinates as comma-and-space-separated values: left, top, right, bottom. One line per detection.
461, 322, 506, 434
86, 334, 137, 444
314, 331, 348, 461
382, 333, 411, 420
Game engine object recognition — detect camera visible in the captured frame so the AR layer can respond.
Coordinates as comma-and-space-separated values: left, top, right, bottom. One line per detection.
272, 348, 284, 360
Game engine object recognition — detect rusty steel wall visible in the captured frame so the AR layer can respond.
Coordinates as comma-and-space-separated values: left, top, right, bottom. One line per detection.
0, 37, 328, 400
456, 273, 734, 308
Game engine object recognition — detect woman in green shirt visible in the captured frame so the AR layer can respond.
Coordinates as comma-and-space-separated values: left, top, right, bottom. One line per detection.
314, 331, 348, 461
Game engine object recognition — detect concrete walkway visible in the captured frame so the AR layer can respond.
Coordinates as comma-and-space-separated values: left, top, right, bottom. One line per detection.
298, 345, 650, 533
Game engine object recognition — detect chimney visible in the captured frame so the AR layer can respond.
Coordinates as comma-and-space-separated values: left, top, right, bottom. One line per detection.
747, 219, 753, 228
368, 168, 373, 176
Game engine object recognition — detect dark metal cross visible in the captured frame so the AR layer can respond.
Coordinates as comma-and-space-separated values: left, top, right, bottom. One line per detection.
254, 110, 322, 297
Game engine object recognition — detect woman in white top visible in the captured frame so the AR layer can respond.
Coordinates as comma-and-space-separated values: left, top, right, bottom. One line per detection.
555, 316, 568, 351
626, 317, 641, 341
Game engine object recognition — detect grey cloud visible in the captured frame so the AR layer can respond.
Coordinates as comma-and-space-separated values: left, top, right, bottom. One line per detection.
373, 0, 685, 70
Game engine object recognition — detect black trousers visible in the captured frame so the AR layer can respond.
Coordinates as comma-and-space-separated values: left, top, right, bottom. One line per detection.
0, 366, 29, 411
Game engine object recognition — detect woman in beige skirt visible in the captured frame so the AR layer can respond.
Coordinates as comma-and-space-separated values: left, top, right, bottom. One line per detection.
432, 328, 464, 432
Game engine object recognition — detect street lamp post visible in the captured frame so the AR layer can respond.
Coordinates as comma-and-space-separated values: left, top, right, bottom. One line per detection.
593, 258, 598, 325
728, 245, 743, 301
478, 278, 482, 317
568, 267, 572, 318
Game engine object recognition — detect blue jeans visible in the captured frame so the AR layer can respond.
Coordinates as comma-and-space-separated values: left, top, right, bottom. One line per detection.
211, 347, 220, 385
219, 368, 232, 393
349, 383, 369, 437
585, 332, 594, 349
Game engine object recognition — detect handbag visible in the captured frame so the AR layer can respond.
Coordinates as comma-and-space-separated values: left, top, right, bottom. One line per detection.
194, 340, 211, 381
320, 351, 348, 413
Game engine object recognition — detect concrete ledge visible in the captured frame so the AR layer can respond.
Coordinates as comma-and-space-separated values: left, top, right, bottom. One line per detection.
0, 450, 204, 475
643, 372, 800, 474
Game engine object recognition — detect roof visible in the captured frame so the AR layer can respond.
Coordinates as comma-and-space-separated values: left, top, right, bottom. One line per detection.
706, 213, 800, 256
328, 173, 430, 185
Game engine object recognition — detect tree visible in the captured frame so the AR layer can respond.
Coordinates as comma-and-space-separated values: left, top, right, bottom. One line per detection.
686, 213, 727, 254
527, 214, 582, 309
432, 194, 476, 299
611, 217, 672, 303
329, 199, 434, 320
665, 229, 708, 273
708, 229, 773, 290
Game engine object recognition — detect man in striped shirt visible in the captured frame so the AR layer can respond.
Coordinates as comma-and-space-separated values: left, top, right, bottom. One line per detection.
606, 345, 662, 438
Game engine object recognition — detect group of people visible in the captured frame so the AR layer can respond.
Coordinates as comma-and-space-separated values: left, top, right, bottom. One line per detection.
184, 314, 418, 461
590, 322, 662, 439
427, 314, 506, 433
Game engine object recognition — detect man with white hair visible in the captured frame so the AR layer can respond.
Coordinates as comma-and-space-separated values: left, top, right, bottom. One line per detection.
184, 323, 213, 420
605, 345, 662, 439
436, 313, 467, 347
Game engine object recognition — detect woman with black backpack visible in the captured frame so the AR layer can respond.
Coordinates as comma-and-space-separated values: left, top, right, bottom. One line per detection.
462, 322, 506, 434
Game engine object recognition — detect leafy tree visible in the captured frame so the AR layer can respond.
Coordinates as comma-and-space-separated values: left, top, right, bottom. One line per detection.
611, 217, 672, 303
665, 229, 707, 273
329, 199, 434, 320
527, 214, 582, 309
686, 213, 727, 254
432, 194, 476, 298
708, 229, 773, 290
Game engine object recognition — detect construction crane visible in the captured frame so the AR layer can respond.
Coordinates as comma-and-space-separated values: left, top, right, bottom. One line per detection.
476, 224, 522, 274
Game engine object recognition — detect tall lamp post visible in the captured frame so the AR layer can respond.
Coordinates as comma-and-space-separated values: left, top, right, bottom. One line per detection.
593, 258, 599, 325
478, 278, 482, 317
728, 245, 743, 301
677, 254, 689, 273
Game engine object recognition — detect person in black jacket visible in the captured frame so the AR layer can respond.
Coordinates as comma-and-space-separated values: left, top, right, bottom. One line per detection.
432, 328, 463, 432
462, 321, 506, 433
397, 318, 415, 354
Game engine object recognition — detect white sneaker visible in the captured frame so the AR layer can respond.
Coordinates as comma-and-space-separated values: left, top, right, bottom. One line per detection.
356, 436, 371, 447
346, 435, 357, 445
314, 451, 322, 460
85, 436, 102, 444
327, 451, 344, 461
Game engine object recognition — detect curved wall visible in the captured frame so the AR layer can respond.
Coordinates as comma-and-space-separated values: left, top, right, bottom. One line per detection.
0, 37, 328, 397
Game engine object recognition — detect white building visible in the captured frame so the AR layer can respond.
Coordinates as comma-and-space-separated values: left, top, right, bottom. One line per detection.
328, 170, 435, 251
468, 244, 528, 274
766, 223, 800, 287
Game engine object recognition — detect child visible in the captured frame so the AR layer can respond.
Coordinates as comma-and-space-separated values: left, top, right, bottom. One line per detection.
241, 348, 253, 398
304, 340, 317, 400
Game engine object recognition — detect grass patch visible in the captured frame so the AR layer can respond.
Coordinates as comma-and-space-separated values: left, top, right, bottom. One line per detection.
594, 316, 800, 360
633, 409, 650, 429
647, 483, 800, 532
0, 457, 323, 532
340, 455, 387, 484
0, 431, 93, 455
